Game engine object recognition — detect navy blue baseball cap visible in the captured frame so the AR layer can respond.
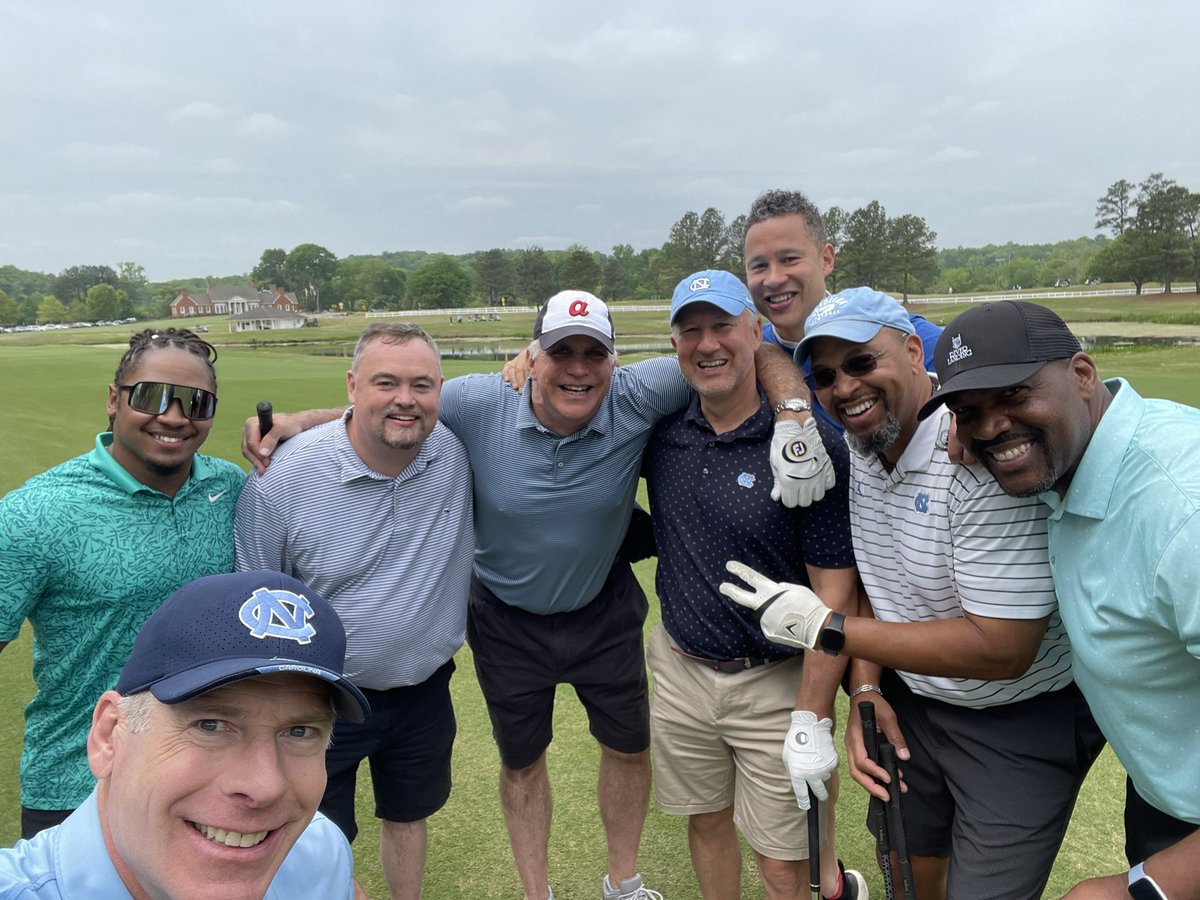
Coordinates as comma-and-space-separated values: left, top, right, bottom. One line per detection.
670, 270, 756, 325
115, 570, 370, 722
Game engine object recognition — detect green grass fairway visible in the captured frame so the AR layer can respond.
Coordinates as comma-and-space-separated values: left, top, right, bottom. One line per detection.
2, 317, 1197, 896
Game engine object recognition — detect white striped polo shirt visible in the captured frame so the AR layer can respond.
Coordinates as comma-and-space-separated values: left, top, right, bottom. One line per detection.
849, 408, 1073, 707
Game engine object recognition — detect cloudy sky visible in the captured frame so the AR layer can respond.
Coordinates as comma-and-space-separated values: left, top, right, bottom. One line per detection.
2, 1, 1197, 281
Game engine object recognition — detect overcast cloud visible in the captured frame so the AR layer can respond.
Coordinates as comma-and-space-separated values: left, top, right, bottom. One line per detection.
1, 1, 1197, 281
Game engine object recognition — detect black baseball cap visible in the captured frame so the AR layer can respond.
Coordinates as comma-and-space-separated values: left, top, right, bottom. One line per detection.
918, 300, 1081, 420
115, 570, 370, 722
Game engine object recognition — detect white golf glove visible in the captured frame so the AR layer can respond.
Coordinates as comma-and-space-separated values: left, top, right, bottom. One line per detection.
784, 711, 838, 809
769, 418, 835, 508
719, 560, 830, 651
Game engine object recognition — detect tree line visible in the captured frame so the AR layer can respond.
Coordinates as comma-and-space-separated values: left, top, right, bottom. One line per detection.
2, 173, 1197, 327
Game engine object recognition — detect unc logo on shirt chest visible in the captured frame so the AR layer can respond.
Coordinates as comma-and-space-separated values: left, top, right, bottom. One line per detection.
913, 491, 931, 514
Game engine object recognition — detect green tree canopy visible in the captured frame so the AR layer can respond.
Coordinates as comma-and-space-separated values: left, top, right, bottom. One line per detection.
1096, 179, 1134, 236
840, 201, 890, 288
53, 265, 118, 304
558, 245, 602, 294
408, 256, 473, 310
283, 244, 338, 310
514, 247, 557, 304
37, 294, 68, 325
0, 289, 19, 327
86, 283, 131, 320
473, 249, 514, 304
888, 214, 939, 300
252, 248, 288, 288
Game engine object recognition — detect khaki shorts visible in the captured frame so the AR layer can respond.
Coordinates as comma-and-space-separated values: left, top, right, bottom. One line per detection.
647, 624, 814, 859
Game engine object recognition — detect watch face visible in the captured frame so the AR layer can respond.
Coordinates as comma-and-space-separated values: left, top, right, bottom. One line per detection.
1129, 878, 1167, 900
819, 613, 846, 655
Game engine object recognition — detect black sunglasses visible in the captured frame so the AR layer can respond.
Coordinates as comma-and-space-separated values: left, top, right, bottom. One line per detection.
809, 350, 889, 390
120, 381, 218, 420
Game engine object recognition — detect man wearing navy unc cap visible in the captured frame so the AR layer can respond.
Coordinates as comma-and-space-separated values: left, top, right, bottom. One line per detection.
0, 570, 370, 900
924, 301, 1200, 898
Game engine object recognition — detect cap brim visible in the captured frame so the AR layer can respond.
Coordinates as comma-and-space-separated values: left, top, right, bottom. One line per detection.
669, 295, 752, 325
794, 319, 888, 365
144, 657, 371, 723
917, 360, 1045, 420
537, 325, 614, 353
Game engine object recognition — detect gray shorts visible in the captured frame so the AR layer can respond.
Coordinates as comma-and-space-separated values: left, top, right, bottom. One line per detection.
878, 670, 1105, 900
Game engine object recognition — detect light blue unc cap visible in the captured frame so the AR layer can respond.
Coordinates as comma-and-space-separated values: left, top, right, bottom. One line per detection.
794, 286, 914, 365
670, 270, 756, 325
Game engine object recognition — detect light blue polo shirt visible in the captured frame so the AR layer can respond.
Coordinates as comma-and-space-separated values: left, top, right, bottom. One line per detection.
0, 790, 355, 898
438, 358, 690, 614
0, 435, 245, 810
1040, 378, 1200, 823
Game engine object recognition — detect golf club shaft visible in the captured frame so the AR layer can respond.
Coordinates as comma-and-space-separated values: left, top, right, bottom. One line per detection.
256, 401, 273, 437
807, 787, 821, 899
880, 740, 917, 900
859, 701, 895, 899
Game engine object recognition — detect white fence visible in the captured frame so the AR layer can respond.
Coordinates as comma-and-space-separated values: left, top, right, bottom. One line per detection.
364, 286, 1194, 320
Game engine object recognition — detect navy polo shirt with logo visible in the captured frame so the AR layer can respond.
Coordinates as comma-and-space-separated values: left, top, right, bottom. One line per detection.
644, 391, 855, 661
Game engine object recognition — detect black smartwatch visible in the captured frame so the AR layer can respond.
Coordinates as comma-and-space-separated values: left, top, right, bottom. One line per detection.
818, 612, 846, 656
1128, 863, 1167, 899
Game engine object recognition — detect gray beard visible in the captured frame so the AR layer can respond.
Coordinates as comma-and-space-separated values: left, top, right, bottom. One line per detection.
847, 410, 903, 457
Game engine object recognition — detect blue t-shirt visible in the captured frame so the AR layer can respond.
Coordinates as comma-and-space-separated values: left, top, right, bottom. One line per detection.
0, 790, 356, 898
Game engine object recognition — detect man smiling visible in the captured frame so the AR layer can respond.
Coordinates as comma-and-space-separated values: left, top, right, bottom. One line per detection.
0, 570, 371, 899
235, 323, 473, 900
0, 328, 244, 839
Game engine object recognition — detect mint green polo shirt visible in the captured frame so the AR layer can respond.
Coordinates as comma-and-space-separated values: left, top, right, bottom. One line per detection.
0, 434, 245, 810
1040, 379, 1200, 823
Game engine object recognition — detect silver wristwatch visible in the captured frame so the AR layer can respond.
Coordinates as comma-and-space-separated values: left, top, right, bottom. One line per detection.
772, 398, 812, 415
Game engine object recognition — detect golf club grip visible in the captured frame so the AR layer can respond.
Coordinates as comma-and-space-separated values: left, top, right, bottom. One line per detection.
806, 787, 821, 897
859, 701, 892, 854
880, 741, 917, 900
256, 401, 273, 437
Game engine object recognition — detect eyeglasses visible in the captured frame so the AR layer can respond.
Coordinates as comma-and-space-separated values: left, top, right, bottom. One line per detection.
809, 350, 889, 390
120, 382, 218, 420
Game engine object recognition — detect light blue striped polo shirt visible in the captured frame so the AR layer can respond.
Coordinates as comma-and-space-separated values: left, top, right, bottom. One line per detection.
234, 412, 474, 688
439, 358, 690, 614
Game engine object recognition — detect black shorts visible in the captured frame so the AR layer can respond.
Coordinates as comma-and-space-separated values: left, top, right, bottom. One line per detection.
875, 669, 1105, 900
467, 559, 650, 770
1125, 776, 1200, 865
21, 806, 71, 840
319, 659, 457, 842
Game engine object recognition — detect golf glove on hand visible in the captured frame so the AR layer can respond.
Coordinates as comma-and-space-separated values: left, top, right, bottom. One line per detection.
719, 561, 830, 651
769, 418, 836, 508
784, 711, 838, 809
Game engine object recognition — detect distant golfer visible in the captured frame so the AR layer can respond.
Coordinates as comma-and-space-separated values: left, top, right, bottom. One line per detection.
0, 328, 243, 839
924, 300, 1200, 897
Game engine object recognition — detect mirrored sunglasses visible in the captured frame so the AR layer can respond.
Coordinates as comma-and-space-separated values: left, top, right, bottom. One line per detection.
121, 381, 218, 420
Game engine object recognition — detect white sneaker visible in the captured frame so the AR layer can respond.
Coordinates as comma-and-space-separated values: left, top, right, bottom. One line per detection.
602, 873, 663, 900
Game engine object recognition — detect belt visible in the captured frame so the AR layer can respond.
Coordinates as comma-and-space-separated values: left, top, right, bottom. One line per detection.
670, 645, 774, 674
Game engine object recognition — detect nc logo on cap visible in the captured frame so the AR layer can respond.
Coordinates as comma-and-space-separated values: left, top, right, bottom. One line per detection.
688, 277, 711, 292
239, 587, 317, 644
